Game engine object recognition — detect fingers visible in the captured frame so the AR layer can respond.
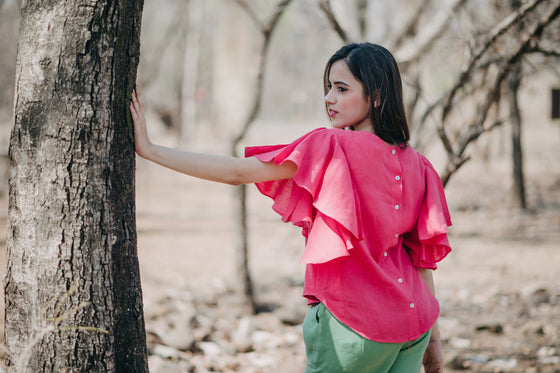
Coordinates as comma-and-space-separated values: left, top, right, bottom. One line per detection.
129, 87, 143, 121
134, 86, 144, 111
129, 98, 139, 121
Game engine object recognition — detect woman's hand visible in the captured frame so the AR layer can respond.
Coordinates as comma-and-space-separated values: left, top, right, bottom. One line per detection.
423, 325, 444, 373
129, 87, 153, 158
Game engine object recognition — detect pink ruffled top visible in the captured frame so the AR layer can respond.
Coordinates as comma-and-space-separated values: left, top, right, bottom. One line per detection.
245, 127, 452, 343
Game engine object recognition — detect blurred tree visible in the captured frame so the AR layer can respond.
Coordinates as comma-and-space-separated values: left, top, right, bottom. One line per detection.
432, 0, 560, 187
229, 0, 293, 314
507, 0, 527, 210
508, 61, 526, 209
0, 1, 19, 124
180, 0, 203, 146
5, 1, 148, 372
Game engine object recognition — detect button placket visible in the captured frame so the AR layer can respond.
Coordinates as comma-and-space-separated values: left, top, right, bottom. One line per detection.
391, 146, 403, 246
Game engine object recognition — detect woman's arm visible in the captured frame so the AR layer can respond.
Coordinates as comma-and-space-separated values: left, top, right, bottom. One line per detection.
129, 88, 297, 185
419, 268, 444, 373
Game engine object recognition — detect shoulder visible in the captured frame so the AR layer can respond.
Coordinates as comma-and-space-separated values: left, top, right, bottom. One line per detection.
289, 127, 347, 150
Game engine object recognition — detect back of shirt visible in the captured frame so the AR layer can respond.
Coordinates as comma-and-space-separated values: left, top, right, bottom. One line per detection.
246, 127, 451, 343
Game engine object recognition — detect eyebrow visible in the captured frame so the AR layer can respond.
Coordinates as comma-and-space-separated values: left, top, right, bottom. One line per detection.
331, 81, 349, 86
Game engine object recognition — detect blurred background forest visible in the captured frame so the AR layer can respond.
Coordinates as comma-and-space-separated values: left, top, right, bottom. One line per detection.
1, 0, 560, 372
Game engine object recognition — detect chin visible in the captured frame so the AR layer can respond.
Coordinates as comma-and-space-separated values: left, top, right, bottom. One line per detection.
330, 122, 349, 130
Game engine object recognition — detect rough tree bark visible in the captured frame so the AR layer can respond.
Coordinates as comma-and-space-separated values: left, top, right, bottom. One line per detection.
5, 1, 147, 372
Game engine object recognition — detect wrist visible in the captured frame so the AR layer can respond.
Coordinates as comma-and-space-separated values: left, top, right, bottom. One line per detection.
430, 323, 441, 341
136, 140, 154, 160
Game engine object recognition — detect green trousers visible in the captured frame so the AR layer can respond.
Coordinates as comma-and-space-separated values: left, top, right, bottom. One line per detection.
303, 303, 431, 373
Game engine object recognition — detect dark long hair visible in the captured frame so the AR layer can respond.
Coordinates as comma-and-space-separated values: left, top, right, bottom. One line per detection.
324, 43, 410, 146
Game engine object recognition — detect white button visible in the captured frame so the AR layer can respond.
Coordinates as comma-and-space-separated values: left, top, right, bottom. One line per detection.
410, 303, 415, 308
398, 278, 403, 283
395, 233, 399, 238
383, 252, 388, 257
395, 175, 400, 181
395, 205, 400, 210
392, 149, 396, 155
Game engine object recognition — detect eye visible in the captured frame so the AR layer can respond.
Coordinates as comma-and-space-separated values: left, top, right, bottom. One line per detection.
337, 86, 347, 92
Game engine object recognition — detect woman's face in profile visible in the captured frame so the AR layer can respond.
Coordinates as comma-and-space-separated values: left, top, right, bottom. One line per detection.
324, 60, 372, 132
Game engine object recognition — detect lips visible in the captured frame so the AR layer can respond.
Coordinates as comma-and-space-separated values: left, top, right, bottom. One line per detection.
328, 108, 338, 118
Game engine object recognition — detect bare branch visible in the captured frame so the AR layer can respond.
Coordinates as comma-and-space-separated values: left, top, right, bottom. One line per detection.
440, 0, 544, 122
231, 0, 294, 153
263, 0, 292, 35
356, 0, 368, 39
233, 0, 264, 30
395, 0, 468, 64
439, 1, 560, 186
524, 42, 560, 57
319, 0, 350, 43
391, 0, 431, 51
468, 1, 560, 137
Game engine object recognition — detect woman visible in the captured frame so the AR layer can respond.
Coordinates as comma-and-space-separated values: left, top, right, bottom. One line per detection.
131, 43, 450, 373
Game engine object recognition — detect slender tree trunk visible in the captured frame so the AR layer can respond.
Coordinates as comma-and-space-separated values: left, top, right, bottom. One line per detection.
508, 62, 526, 209
5, 1, 147, 372
180, 0, 203, 146
229, 0, 293, 314
356, 0, 368, 39
508, 0, 526, 210
232, 184, 256, 314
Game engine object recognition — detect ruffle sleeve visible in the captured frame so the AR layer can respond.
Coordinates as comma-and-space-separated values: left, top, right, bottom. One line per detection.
403, 156, 452, 269
245, 128, 362, 264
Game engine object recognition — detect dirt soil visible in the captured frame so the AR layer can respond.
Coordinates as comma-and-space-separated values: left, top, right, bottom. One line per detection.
0, 119, 559, 372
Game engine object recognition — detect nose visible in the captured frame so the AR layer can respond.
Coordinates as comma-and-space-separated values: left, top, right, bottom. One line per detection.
324, 89, 335, 105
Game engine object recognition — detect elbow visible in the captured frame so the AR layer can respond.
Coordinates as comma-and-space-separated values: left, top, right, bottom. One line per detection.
222, 160, 255, 185
225, 174, 249, 186
221, 169, 249, 186
225, 178, 243, 186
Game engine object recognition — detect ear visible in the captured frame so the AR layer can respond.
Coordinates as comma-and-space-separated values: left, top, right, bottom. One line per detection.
373, 90, 381, 108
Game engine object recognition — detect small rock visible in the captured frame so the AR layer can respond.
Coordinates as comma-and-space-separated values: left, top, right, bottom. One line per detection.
447, 354, 489, 370
252, 330, 282, 349
537, 346, 557, 357
152, 344, 182, 359
245, 352, 276, 368
447, 354, 471, 370
449, 337, 471, 349
273, 302, 308, 326
160, 327, 196, 351
283, 331, 300, 346
475, 323, 503, 334
232, 317, 254, 353
520, 320, 545, 336
486, 358, 517, 370
199, 341, 222, 357
148, 355, 184, 373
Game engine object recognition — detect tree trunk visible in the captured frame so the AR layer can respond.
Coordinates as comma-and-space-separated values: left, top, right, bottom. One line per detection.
179, 0, 203, 146
5, 1, 148, 372
508, 62, 526, 209
232, 184, 256, 314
